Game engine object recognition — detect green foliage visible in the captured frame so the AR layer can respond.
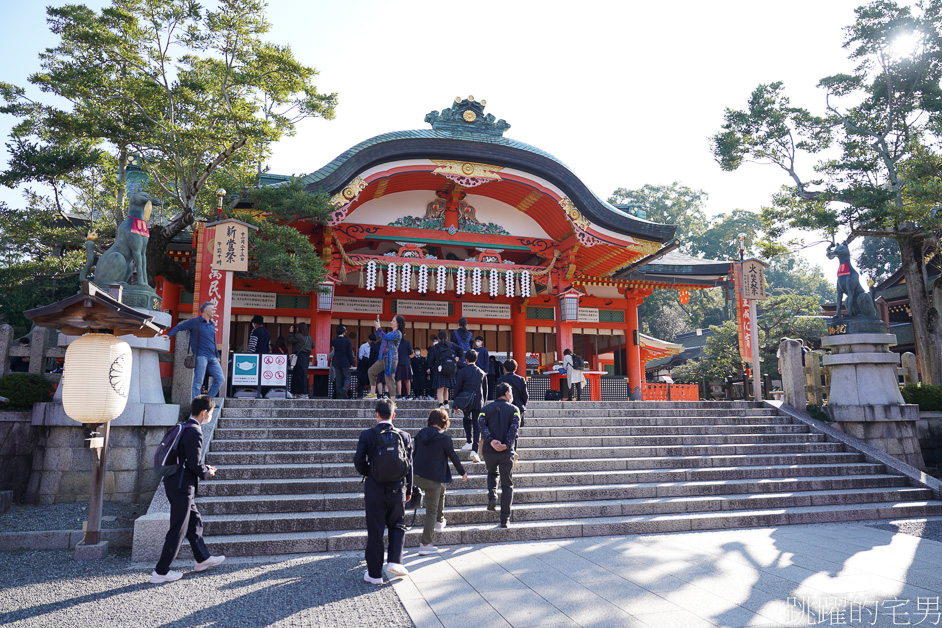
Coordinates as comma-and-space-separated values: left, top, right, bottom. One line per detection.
0, 373, 54, 411
608, 183, 709, 254
711, 0, 942, 382
671, 321, 747, 383
855, 236, 902, 284
0, 0, 337, 296
901, 383, 942, 411
805, 404, 831, 421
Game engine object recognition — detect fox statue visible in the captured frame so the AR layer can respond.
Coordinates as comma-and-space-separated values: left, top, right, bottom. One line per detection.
826, 241, 877, 318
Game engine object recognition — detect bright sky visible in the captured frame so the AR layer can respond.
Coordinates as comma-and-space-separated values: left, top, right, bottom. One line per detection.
0, 0, 867, 276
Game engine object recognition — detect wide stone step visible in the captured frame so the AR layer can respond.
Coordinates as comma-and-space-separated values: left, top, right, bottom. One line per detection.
190, 501, 942, 556
211, 423, 812, 440
198, 462, 888, 497
208, 432, 829, 452
222, 399, 767, 409
220, 408, 782, 419
199, 486, 935, 535
196, 473, 908, 513
211, 451, 867, 480
217, 415, 800, 429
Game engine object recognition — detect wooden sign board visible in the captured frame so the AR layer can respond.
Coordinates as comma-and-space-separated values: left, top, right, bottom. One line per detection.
206, 219, 257, 273
741, 259, 767, 300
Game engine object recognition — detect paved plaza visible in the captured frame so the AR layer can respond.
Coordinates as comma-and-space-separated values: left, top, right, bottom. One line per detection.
2, 519, 942, 627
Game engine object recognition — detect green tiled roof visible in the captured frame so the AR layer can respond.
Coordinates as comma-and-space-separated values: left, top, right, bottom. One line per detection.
300, 128, 569, 185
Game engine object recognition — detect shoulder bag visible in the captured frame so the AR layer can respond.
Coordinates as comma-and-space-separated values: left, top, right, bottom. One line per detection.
184, 319, 200, 369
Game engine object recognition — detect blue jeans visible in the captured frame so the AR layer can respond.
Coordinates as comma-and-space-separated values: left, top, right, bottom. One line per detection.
193, 355, 225, 398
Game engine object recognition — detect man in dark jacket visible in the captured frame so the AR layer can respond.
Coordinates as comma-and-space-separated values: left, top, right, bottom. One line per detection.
497, 359, 529, 429
479, 382, 520, 528
330, 325, 355, 399
454, 349, 487, 463
150, 395, 225, 583
353, 399, 413, 584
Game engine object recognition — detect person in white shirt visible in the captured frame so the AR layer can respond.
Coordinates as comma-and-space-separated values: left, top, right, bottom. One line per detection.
562, 349, 585, 401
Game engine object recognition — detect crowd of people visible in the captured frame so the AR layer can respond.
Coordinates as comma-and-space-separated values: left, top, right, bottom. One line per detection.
353, 394, 521, 584
166, 306, 588, 404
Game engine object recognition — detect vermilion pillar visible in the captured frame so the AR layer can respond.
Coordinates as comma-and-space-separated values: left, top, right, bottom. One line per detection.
513, 300, 528, 376
625, 297, 642, 400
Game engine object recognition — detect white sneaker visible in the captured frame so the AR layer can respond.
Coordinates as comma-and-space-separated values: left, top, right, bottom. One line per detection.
363, 571, 383, 585
460, 442, 472, 451
434, 519, 446, 531
385, 562, 409, 577
469, 451, 482, 463
193, 555, 226, 572
149, 570, 183, 584
418, 544, 440, 555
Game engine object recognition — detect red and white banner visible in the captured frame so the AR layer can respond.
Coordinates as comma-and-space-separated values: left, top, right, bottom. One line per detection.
193, 223, 227, 348
732, 263, 753, 364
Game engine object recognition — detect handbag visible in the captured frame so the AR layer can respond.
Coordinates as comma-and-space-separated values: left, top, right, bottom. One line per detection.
453, 390, 475, 411
183, 319, 200, 369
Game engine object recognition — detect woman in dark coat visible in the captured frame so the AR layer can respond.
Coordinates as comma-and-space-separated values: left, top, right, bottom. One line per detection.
428, 329, 459, 408
413, 408, 467, 555
287, 322, 313, 397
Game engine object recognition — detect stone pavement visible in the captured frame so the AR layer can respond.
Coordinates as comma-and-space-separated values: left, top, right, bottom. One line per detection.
392, 519, 942, 628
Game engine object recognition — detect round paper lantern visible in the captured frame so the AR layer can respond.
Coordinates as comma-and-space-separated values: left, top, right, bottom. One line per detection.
62, 333, 132, 424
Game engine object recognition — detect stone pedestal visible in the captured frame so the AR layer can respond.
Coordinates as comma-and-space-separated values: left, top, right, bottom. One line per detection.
779, 339, 805, 409
821, 333, 924, 470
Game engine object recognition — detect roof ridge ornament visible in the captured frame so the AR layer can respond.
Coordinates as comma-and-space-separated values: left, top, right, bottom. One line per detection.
425, 96, 511, 137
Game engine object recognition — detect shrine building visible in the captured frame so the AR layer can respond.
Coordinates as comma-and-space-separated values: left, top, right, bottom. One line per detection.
158, 97, 729, 400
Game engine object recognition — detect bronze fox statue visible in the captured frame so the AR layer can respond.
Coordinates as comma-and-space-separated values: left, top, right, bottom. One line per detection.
826, 241, 877, 318
81, 182, 161, 292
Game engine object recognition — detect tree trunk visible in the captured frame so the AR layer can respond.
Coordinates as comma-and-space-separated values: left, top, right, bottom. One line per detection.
898, 236, 942, 384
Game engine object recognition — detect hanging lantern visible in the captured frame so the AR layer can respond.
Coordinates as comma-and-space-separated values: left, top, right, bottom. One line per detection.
456, 267, 466, 294
317, 278, 337, 311
521, 270, 531, 298
489, 268, 499, 297
62, 333, 132, 424
557, 287, 582, 322
505, 269, 515, 298
679, 290, 690, 305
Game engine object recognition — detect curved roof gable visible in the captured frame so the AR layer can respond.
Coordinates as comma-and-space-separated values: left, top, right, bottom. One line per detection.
301, 97, 676, 244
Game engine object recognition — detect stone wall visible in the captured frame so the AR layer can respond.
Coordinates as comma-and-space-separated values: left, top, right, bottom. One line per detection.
25, 424, 167, 505
0, 413, 38, 501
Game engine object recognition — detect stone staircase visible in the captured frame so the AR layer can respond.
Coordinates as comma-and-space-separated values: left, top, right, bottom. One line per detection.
196, 400, 942, 556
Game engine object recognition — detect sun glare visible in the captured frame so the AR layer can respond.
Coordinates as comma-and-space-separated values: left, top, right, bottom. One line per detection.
889, 31, 923, 60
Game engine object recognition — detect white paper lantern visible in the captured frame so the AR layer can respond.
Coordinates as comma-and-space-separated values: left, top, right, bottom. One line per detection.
387, 263, 397, 293
401, 262, 412, 293
366, 261, 377, 291
436, 265, 446, 293
62, 333, 132, 424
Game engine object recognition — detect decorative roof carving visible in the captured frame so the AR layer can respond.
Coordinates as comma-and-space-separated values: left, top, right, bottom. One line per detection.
425, 96, 511, 137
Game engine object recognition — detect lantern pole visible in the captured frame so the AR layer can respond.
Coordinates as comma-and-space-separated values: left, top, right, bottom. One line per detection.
84, 421, 111, 545
749, 299, 762, 402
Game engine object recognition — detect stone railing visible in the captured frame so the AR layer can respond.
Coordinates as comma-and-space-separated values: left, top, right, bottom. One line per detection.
0, 325, 64, 382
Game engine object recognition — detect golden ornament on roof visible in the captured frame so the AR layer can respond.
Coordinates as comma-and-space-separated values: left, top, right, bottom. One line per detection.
463, 110, 476, 122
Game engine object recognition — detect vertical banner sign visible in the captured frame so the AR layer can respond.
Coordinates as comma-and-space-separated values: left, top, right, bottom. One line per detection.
741, 259, 767, 300
732, 263, 753, 363
260, 354, 288, 386
194, 224, 226, 347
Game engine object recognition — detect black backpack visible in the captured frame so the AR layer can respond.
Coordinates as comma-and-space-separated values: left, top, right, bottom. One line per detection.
454, 329, 472, 353
153, 423, 190, 477
369, 426, 410, 484
438, 344, 457, 376
571, 354, 585, 370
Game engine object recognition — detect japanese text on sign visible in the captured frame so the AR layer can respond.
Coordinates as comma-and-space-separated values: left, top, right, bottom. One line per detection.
211, 221, 250, 272
741, 259, 767, 300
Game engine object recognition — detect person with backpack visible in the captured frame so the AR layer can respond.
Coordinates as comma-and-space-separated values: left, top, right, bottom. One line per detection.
562, 348, 585, 401
497, 359, 529, 430
478, 382, 520, 528
454, 348, 487, 463
149, 395, 225, 583
412, 408, 468, 555
450, 317, 473, 364
352, 399, 414, 584
428, 330, 459, 409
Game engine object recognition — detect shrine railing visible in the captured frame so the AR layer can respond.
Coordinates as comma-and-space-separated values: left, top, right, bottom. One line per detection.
642, 382, 699, 401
